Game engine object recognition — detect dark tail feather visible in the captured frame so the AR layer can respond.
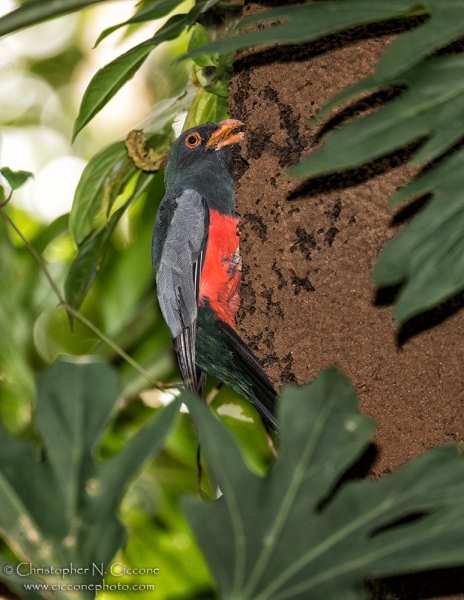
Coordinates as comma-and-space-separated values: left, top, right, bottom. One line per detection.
174, 327, 196, 390
219, 322, 278, 431
197, 370, 207, 399
196, 305, 278, 431
174, 325, 207, 398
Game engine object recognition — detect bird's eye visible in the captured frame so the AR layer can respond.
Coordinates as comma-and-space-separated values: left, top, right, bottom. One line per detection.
185, 132, 202, 148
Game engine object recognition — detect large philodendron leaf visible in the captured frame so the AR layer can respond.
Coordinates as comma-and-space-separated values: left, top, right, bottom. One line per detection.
286, 53, 464, 324
0, 360, 179, 598
289, 55, 464, 177
376, 0, 464, 80
183, 369, 464, 600
0, 555, 58, 600
189, 0, 464, 85
374, 149, 464, 323
185, 1, 423, 60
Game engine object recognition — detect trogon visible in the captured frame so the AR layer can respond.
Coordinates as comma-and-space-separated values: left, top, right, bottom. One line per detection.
152, 119, 278, 431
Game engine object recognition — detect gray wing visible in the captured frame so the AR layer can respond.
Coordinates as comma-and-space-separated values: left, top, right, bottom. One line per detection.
155, 189, 209, 393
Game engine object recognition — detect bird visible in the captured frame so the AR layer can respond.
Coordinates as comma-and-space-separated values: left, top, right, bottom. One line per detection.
152, 119, 278, 432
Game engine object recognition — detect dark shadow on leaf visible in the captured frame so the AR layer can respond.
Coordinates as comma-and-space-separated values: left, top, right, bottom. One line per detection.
317, 443, 379, 512
287, 144, 421, 200
411, 135, 464, 183
370, 566, 464, 600
370, 512, 427, 539
234, 18, 427, 72
434, 35, 464, 58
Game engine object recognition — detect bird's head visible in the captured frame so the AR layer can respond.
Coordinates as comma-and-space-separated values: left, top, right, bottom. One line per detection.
164, 119, 244, 210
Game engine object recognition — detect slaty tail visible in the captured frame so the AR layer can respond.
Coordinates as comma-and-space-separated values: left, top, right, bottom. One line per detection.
196, 304, 278, 431
174, 324, 206, 398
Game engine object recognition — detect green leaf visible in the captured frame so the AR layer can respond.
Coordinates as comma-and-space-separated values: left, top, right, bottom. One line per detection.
0, 0, 109, 37
188, 23, 217, 68
0, 554, 59, 600
183, 89, 228, 131
185, 1, 422, 59
374, 149, 464, 323
31, 213, 69, 255
71, 91, 187, 246
65, 173, 154, 310
65, 211, 121, 312
34, 305, 99, 363
0, 167, 34, 190
183, 369, 464, 599
77, 385, 180, 568
0, 359, 179, 592
289, 55, 464, 178
74, 1, 221, 139
251, 0, 464, 324
377, 0, 464, 80
204, 79, 229, 98
95, 0, 186, 47
72, 44, 153, 141
69, 142, 136, 245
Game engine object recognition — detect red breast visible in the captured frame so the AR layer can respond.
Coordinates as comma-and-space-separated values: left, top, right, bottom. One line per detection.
199, 209, 241, 329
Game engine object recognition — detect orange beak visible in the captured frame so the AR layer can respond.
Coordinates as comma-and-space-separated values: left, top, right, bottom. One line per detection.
206, 119, 245, 150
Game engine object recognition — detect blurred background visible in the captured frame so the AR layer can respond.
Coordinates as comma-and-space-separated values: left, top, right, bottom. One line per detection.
0, 2, 271, 598
0, 0, 193, 429
0, 0, 190, 221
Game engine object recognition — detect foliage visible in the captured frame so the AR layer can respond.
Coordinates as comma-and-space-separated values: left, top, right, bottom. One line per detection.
0, 168, 34, 192
0, 0, 234, 321
374, 149, 464, 322
65, 172, 155, 311
4, 359, 464, 600
2, 1, 464, 600
66, 9, 232, 315
0, 2, 255, 599
185, 369, 464, 600
72, 1, 224, 139
0, 359, 179, 600
187, 1, 425, 57
0, 0, 111, 37
192, 0, 464, 325
183, 23, 233, 129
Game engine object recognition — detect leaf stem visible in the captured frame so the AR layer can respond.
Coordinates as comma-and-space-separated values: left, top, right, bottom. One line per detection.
0, 189, 13, 208
1, 207, 65, 302
0, 206, 164, 388
61, 302, 158, 385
